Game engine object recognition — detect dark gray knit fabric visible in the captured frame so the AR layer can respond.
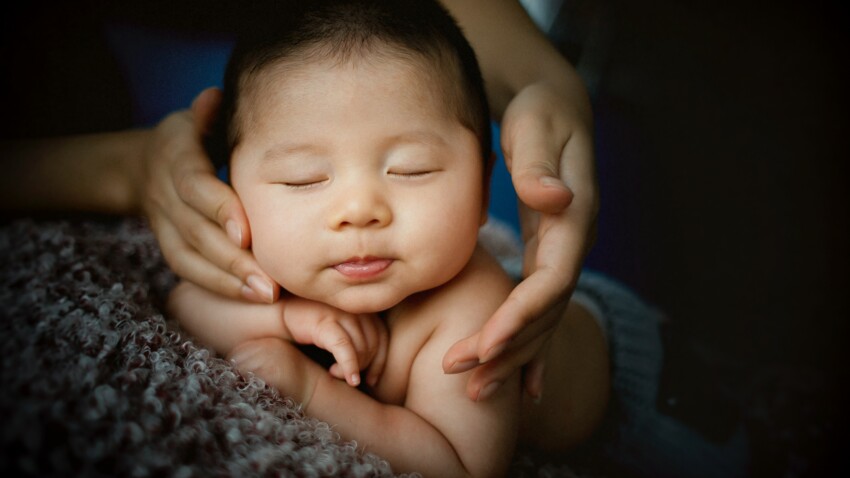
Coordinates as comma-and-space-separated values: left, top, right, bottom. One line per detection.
0, 219, 397, 478
0, 218, 592, 478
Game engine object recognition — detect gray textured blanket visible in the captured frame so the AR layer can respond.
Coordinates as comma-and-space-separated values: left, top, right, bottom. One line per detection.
0, 219, 582, 477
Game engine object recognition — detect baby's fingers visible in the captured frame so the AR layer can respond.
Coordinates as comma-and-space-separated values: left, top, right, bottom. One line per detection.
315, 321, 362, 387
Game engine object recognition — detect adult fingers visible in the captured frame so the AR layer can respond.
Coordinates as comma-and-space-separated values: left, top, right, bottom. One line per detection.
151, 212, 248, 299
142, 96, 274, 301
467, 332, 551, 402
183, 87, 252, 248
443, 266, 565, 374
476, 265, 568, 363
190, 87, 222, 135
161, 191, 276, 303
522, 354, 547, 401
172, 158, 252, 250
482, 202, 593, 362
503, 114, 574, 215
555, 123, 597, 217
177, 87, 275, 299
442, 332, 481, 375
444, 303, 558, 401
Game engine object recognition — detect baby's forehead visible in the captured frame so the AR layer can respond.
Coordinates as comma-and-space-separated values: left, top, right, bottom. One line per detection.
245, 44, 449, 91
236, 48, 461, 124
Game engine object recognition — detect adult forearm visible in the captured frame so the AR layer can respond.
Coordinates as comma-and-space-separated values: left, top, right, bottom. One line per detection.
0, 130, 148, 215
442, 0, 590, 120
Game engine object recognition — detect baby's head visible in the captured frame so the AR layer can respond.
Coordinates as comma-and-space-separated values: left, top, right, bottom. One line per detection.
211, 0, 491, 168
211, 0, 493, 313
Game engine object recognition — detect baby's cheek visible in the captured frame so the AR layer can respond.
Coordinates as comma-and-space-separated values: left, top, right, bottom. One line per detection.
253, 236, 314, 295
251, 235, 288, 281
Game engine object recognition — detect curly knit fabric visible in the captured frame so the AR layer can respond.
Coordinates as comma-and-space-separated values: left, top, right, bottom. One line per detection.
0, 219, 398, 478
1, 218, 597, 478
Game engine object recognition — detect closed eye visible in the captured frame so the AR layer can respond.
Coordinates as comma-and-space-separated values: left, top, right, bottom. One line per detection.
387, 169, 439, 179
279, 178, 328, 190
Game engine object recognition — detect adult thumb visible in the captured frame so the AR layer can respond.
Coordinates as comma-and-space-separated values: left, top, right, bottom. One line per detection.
508, 136, 573, 214
191, 87, 223, 136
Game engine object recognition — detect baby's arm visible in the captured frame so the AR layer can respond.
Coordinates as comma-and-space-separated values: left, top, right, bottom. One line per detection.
241, 249, 519, 476
167, 282, 387, 387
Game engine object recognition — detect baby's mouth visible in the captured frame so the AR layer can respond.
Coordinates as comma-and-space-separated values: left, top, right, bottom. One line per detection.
333, 257, 393, 280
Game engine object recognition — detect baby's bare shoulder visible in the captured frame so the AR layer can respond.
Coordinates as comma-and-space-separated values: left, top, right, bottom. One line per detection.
409, 245, 515, 337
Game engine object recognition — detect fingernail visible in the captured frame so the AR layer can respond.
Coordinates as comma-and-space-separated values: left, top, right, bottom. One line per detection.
540, 176, 567, 190
533, 390, 543, 405
350, 374, 361, 387
225, 220, 242, 246
476, 381, 502, 402
446, 359, 479, 374
240, 284, 263, 302
481, 341, 508, 363
246, 275, 274, 303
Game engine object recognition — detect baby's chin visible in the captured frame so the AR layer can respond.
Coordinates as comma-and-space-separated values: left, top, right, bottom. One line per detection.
282, 278, 424, 315
324, 295, 402, 315
297, 289, 405, 315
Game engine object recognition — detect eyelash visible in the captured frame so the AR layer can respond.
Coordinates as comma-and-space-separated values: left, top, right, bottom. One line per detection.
279, 170, 436, 189
388, 170, 436, 179
282, 179, 327, 190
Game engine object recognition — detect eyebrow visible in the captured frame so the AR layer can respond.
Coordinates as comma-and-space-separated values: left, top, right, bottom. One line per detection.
386, 130, 447, 149
262, 142, 328, 162
262, 130, 447, 162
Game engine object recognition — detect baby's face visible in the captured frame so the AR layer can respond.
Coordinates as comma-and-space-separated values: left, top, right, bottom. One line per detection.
230, 57, 485, 313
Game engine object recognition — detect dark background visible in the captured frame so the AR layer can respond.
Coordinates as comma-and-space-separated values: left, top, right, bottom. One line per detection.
2, 0, 848, 475
561, 1, 849, 474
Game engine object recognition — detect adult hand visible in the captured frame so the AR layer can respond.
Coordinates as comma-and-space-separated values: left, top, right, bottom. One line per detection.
443, 81, 598, 401
141, 87, 279, 303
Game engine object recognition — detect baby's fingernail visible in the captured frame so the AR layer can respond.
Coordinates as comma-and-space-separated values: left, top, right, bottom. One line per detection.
350, 374, 361, 386
246, 275, 274, 303
225, 220, 243, 246
446, 359, 479, 374
540, 176, 567, 190
476, 381, 502, 402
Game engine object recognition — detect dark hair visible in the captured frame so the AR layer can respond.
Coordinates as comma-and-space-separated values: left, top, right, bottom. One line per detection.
206, 0, 491, 169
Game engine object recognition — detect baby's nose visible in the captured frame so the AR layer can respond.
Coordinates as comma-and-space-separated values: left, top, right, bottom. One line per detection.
328, 184, 392, 230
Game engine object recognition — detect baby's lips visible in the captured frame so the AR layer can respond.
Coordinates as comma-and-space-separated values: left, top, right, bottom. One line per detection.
333, 257, 393, 279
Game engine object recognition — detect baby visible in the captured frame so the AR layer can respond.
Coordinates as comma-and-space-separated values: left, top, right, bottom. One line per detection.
167, 1, 609, 475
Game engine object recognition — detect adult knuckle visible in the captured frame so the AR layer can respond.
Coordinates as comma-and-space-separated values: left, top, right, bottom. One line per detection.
185, 221, 205, 247
175, 170, 200, 203
215, 274, 240, 297
214, 198, 232, 225
227, 255, 250, 276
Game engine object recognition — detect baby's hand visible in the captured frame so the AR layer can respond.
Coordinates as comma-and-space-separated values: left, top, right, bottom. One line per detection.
282, 296, 388, 388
